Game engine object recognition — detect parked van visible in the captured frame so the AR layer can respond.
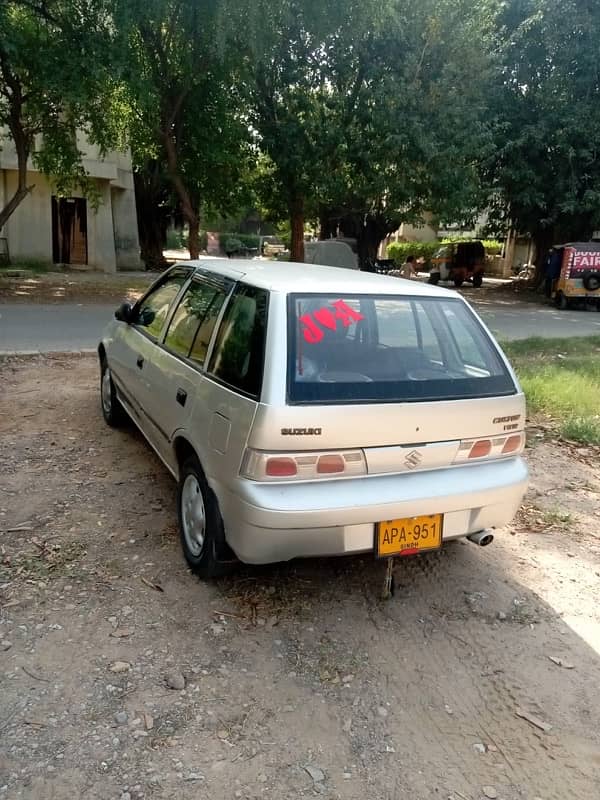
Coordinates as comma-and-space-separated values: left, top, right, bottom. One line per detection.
551, 242, 600, 310
99, 260, 528, 578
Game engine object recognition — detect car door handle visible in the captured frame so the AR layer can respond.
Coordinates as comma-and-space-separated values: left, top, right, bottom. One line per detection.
136, 356, 144, 369
176, 388, 187, 407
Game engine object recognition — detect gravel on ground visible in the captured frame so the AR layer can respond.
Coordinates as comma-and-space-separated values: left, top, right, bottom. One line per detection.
1, 355, 599, 800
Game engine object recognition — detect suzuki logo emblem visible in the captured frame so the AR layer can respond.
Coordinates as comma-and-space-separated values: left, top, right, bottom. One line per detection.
404, 450, 422, 470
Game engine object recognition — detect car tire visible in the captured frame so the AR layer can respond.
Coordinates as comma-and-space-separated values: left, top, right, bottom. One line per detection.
453, 277, 464, 288
100, 358, 128, 427
583, 270, 600, 291
428, 273, 440, 285
472, 273, 483, 288
177, 455, 236, 579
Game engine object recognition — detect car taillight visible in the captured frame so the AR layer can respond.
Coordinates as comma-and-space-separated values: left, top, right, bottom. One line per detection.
454, 432, 525, 464
469, 439, 492, 459
502, 434, 523, 454
265, 457, 298, 477
242, 449, 367, 482
317, 454, 345, 474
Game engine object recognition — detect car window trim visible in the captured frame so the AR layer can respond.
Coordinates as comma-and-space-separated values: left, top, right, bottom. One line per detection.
158, 274, 236, 368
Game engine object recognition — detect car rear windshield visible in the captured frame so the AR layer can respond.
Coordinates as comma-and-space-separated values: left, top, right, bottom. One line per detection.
287, 294, 516, 404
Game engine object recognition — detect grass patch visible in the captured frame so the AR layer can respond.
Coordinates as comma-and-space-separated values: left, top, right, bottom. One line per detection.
541, 508, 573, 529
0, 259, 55, 274
503, 336, 600, 445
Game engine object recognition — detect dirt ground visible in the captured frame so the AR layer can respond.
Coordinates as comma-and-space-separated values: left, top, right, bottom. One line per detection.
1, 356, 600, 800
0, 271, 152, 304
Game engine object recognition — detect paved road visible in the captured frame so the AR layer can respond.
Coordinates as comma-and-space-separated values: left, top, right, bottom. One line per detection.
1, 298, 600, 353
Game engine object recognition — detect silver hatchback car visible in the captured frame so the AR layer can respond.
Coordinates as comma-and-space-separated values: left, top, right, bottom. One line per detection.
99, 260, 528, 578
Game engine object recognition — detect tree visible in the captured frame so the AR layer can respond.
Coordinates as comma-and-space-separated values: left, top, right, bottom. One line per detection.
245, 0, 495, 266
118, 0, 253, 262
0, 1, 127, 231
486, 0, 600, 267
317, 0, 495, 266
243, 0, 355, 262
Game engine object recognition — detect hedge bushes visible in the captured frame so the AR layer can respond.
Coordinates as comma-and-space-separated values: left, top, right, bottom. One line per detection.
387, 241, 439, 264
165, 228, 208, 252
387, 238, 502, 265
221, 233, 260, 253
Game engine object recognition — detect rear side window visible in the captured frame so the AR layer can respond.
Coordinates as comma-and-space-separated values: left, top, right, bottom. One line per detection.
288, 294, 515, 404
208, 284, 268, 398
164, 277, 230, 364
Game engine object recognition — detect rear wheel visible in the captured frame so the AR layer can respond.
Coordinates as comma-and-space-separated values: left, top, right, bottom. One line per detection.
472, 273, 483, 288
177, 455, 236, 579
428, 273, 440, 285
100, 358, 128, 427
453, 277, 464, 288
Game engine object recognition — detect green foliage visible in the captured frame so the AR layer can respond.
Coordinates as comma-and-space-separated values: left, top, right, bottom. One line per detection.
0, 1, 128, 226
166, 229, 208, 251
486, 0, 600, 253
242, 0, 497, 264
387, 238, 502, 265
221, 233, 259, 254
118, 0, 255, 259
387, 242, 439, 265
504, 336, 600, 444
0, 258, 53, 273
440, 237, 502, 255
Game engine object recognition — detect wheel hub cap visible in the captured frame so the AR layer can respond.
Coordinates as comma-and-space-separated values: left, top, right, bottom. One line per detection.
101, 368, 112, 414
181, 474, 205, 557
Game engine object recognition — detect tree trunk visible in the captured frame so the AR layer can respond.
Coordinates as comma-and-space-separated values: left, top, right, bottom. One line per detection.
133, 166, 168, 271
318, 208, 338, 240
357, 216, 390, 270
0, 60, 34, 232
290, 197, 305, 262
188, 216, 200, 260
162, 130, 201, 259
533, 227, 555, 284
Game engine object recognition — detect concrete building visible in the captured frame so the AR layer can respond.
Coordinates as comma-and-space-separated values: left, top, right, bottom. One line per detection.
0, 131, 140, 272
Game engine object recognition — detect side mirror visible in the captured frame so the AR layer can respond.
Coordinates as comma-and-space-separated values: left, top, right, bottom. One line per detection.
115, 301, 134, 323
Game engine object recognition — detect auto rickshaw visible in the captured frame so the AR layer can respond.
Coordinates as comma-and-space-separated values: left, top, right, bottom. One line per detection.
552, 242, 600, 310
428, 240, 485, 288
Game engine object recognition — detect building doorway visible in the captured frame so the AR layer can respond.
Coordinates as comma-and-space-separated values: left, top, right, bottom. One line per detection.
51, 197, 88, 264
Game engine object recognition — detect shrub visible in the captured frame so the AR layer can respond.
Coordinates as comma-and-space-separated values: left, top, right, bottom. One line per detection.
387, 237, 503, 266
481, 239, 503, 256
220, 233, 260, 253
165, 228, 208, 252
222, 236, 244, 254
440, 236, 503, 255
386, 241, 439, 266
166, 228, 185, 249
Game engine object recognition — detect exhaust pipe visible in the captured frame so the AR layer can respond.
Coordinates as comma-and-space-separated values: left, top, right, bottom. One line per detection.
467, 530, 494, 547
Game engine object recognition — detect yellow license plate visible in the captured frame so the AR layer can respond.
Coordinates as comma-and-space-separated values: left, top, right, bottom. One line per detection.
376, 514, 443, 558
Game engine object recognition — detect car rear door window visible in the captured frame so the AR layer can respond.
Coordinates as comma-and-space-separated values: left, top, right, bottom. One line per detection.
289, 294, 515, 403
164, 277, 230, 364
208, 284, 268, 398
134, 272, 188, 340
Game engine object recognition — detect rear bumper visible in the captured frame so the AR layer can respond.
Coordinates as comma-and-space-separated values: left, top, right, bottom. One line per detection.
215, 457, 528, 565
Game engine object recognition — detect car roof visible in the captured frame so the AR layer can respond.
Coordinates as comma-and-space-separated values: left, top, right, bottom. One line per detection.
180, 258, 458, 299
